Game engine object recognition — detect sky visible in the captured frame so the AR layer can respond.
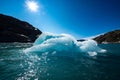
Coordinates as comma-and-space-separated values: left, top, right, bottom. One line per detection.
0, 0, 120, 39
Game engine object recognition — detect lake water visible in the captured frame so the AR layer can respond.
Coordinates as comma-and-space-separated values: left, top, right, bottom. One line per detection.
0, 43, 120, 80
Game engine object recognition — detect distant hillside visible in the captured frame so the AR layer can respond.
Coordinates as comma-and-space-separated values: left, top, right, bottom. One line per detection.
0, 14, 42, 42
94, 30, 120, 43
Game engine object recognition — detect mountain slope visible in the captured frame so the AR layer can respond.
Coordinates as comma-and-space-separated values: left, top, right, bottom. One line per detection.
0, 14, 42, 42
94, 30, 120, 43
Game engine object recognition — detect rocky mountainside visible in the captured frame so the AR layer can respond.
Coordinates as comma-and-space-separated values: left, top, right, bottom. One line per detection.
0, 14, 42, 42
94, 30, 120, 43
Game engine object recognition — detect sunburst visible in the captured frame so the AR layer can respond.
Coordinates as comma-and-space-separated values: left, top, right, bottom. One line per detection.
25, 0, 39, 12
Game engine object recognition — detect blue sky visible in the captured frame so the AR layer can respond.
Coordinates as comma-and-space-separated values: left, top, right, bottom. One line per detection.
0, 0, 120, 39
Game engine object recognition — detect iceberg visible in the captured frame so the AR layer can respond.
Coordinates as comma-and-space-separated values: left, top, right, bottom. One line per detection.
24, 32, 106, 56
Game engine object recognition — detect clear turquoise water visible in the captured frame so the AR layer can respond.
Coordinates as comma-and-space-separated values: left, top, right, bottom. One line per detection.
0, 43, 120, 80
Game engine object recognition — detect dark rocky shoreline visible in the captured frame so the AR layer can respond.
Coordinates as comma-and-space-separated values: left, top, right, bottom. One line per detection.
93, 30, 120, 44
0, 14, 42, 43
0, 14, 120, 43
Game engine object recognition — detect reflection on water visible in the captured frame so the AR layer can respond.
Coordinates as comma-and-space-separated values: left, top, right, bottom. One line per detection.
0, 43, 120, 80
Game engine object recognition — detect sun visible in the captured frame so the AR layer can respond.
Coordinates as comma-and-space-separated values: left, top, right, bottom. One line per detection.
25, 0, 39, 12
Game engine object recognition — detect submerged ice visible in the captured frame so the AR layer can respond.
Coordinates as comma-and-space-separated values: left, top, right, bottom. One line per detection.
24, 32, 106, 56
